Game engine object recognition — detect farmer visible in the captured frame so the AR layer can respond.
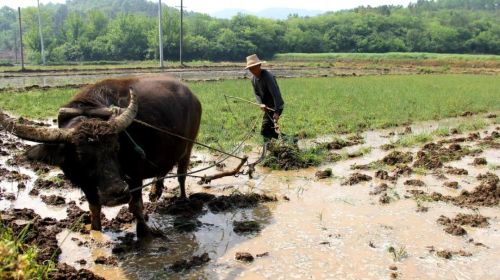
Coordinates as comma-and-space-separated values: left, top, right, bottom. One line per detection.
245, 54, 285, 141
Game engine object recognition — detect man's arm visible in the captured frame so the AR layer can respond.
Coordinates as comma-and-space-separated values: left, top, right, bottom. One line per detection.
263, 73, 284, 112
251, 78, 263, 104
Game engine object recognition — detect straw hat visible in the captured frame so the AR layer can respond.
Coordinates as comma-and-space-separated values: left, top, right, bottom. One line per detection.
245, 54, 266, 69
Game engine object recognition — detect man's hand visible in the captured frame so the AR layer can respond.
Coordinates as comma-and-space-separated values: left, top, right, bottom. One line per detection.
260, 104, 267, 112
273, 112, 280, 121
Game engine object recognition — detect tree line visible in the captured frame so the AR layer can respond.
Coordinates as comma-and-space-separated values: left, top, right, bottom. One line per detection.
0, 0, 498, 64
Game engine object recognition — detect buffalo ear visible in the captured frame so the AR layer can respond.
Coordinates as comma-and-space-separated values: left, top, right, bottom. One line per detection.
26, 144, 66, 166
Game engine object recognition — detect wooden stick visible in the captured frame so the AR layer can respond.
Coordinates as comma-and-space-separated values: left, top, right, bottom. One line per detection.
224, 95, 275, 112
197, 156, 248, 184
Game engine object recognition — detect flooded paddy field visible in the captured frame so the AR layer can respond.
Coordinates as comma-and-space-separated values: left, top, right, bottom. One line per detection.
2, 63, 499, 89
0, 113, 498, 279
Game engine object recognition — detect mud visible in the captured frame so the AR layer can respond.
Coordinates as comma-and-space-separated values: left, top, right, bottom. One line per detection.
0, 167, 30, 182
315, 168, 332, 179
451, 172, 499, 207
233, 220, 261, 234
382, 151, 413, 165
58, 202, 93, 234
5, 153, 50, 174
443, 181, 459, 189
49, 263, 105, 280
392, 165, 413, 177
168, 253, 210, 272
1, 113, 499, 279
105, 206, 135, 232
34, 175, 74, 190
444, 166, 468, 175
40, 194, 66, 206
0, 208, 61, 263
370, 183, 389, 195
438, 213, 490, 236
325, 137, 363, 150
379, 193, 391, 204
342, 172, 372, 185
473, 157, 488, 165
416, 172, 499, 208
235, 252, 254, 262
436, 250, 472, 259
413, 142, 475, 169
404, 179, 426, 187
94, 256, 119, 266
206, 193, 277, 213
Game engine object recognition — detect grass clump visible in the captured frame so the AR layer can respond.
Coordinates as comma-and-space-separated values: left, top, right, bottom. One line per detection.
456, 119, 487, 134
387, 245, 409, 262
394, 133, 434, 147
263, 138, 327, 170
0, 224, 54, 280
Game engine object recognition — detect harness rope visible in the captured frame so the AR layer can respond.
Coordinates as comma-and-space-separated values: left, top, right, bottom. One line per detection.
127, 117, 259, 193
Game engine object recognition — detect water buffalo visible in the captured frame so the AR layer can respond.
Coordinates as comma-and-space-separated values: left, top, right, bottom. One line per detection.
0, 76, 202, 237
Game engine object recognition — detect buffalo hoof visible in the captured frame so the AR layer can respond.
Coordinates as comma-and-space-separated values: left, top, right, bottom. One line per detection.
149, 191, 160, 202
91, 221, 102, 231
136, 222, 152, 240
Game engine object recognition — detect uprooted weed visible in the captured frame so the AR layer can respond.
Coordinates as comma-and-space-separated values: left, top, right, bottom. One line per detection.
263, 138, 327, 170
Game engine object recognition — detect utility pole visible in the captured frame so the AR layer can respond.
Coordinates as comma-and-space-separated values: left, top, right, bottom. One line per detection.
158, 0, 164, 68
14, 30, 18, 64
37, 0, 46, 65
18, 7, 25, 71
179, 0, 183, 65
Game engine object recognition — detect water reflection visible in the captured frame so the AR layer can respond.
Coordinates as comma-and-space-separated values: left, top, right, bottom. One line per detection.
118, 203, 274, 279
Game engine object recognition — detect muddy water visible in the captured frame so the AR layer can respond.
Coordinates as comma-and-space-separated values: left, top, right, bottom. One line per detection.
1, 115, 499, 279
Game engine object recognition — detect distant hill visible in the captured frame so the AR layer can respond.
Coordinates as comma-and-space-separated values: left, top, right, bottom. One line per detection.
213, 7, 323, 19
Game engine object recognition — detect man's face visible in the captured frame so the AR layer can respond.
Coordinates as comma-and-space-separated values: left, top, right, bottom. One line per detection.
248, 64, 262, 77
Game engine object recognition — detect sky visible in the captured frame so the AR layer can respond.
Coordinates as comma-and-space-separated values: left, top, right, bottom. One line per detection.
1, 0, 416, 14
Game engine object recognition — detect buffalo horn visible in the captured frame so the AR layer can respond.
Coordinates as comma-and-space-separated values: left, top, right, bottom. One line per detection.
109, 88, 138, 133
0, 112, 73, 143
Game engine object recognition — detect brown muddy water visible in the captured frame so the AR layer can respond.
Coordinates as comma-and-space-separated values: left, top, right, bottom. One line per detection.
0, 114, 499, 279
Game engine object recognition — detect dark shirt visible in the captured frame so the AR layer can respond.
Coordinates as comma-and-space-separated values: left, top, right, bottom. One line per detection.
252, 69, 284, 111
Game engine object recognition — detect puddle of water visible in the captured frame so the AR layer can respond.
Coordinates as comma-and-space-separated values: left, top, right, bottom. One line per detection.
0, 114, 499, 279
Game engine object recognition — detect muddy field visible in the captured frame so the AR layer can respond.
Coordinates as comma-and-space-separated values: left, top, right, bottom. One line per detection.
2, 62, 500, 89
0, 113, 499, 279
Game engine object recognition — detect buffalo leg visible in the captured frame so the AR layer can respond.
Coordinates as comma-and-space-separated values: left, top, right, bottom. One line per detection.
149, 178, 164, 202
177, 144, 194, 199
89, 203, 102, 231
128, 183, 151, 238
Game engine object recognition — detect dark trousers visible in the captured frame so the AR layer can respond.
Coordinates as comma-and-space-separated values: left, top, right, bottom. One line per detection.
261, 109, 282, 141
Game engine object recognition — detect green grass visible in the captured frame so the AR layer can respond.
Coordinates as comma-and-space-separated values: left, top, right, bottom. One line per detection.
455, 118, 488, 133
275, 52, 500, 62
0, 224, 55, 279
394, 133, 434, 147
0, 75, 499, 151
